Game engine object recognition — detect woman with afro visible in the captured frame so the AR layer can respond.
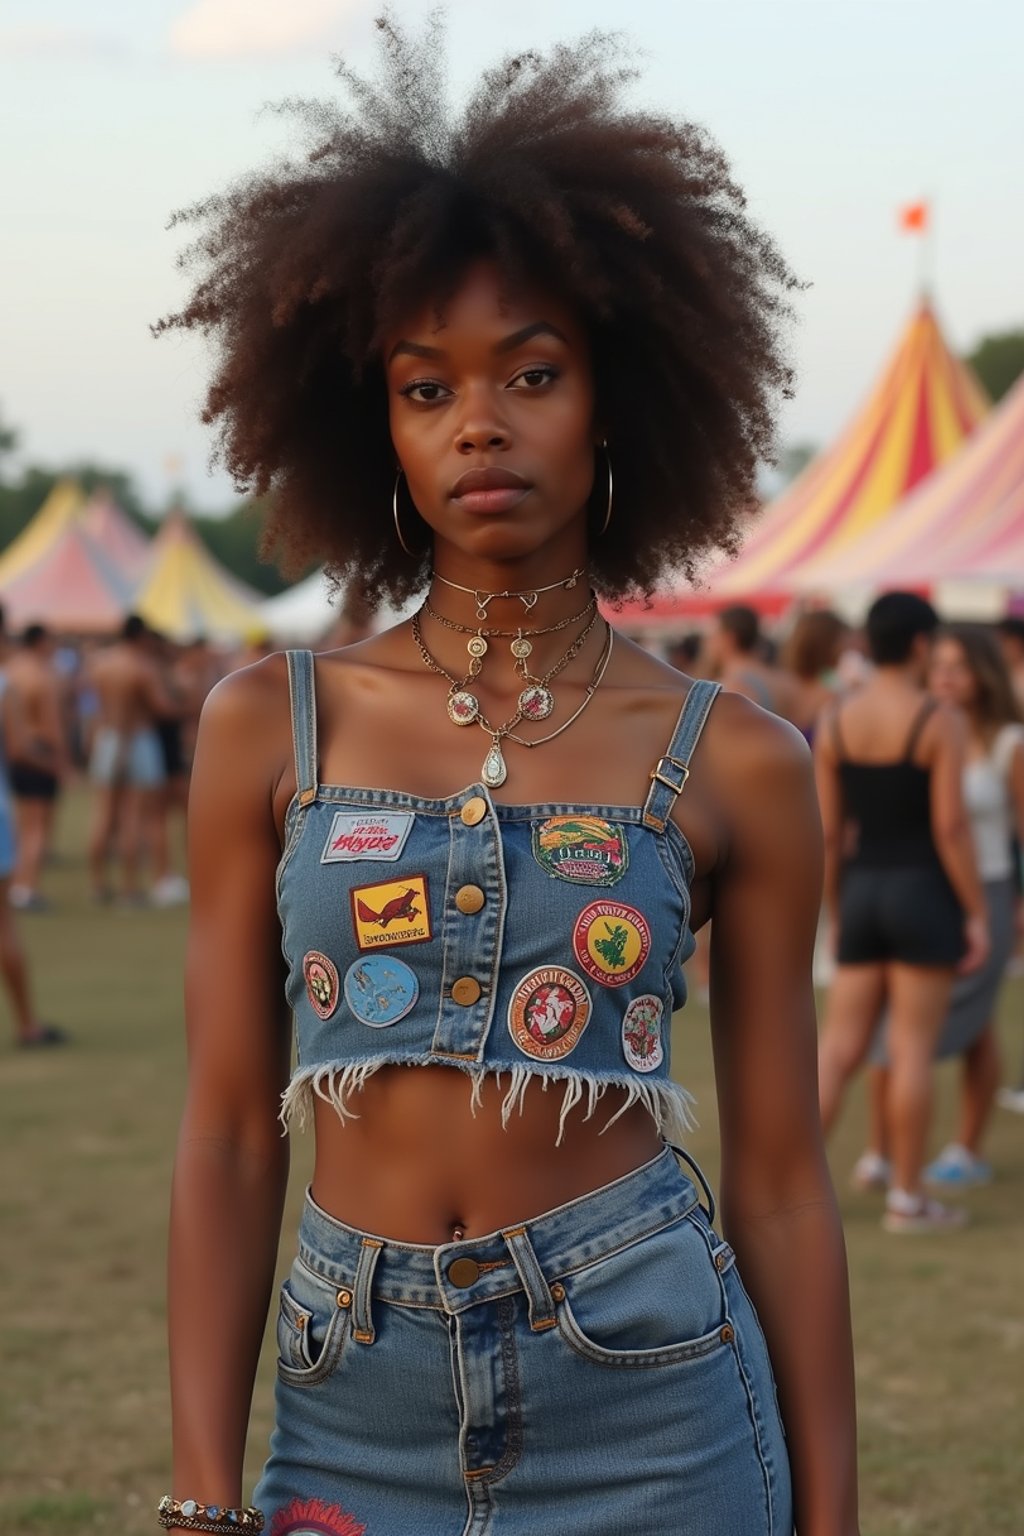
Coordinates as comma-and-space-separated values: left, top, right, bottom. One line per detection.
161, 21, 858, 1536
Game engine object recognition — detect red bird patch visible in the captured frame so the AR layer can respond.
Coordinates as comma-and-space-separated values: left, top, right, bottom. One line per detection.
350, 875, 432, 950
270, 1496, 367, 1536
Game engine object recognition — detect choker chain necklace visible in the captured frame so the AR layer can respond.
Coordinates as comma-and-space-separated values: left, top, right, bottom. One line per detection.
423, 595, 597, 722
410, 606, 603, 787
431, 566, 586, 622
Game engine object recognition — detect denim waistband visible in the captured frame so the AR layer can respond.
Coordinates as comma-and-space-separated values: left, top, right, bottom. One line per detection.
296, 1145, 711, 1320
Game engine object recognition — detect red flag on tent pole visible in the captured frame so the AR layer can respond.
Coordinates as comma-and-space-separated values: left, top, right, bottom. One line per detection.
898, 201, 930, 233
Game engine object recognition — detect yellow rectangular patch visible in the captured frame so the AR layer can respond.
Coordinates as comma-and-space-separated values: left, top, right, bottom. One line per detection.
350, 875, 432, 950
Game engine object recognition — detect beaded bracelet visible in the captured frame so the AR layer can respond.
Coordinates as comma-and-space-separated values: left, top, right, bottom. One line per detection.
157, 1495, 264, 1533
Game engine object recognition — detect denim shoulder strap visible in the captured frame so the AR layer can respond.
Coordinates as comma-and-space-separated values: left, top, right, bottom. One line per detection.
642, 679, 722, 832
285, 650, 318, 807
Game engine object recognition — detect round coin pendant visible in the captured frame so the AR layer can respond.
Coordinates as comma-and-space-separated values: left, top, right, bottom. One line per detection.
467, 635, 488, 660
510, 636, 533, 661
518, 684, 554, 722
448, 690, 480, 726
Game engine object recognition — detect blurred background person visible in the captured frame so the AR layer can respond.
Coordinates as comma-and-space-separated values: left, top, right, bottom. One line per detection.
705, 603, 799, 719
3, 623, 68, 911
86, 614, 177, 904
147, 631, 192, 907
0, 610, 66, 1046
664, 631, 705, 676
996, 617, 1024, 711
854, 626, 1024, 1185
781, 609, 848, 744
815, 593, 988, 1233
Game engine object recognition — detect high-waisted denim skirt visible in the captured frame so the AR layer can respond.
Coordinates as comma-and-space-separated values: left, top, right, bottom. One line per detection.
254, 1147, 793, 1535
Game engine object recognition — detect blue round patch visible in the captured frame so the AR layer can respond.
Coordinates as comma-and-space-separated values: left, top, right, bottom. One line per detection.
344, 954, 419, 1028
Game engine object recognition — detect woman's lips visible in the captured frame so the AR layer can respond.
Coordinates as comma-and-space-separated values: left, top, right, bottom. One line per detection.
450, 466, 531, 515
454, 486, 531, 515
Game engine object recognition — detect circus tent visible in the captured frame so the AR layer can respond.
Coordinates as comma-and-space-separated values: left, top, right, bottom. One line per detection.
0, 479, 86, 586
134, 509, 265, 642
710, 297, 989, 599
789, 369, 1024, 606
79, 490, 152, 583
0, 520, 135, 632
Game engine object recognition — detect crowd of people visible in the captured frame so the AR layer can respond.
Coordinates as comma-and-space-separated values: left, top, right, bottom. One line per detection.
3, 595, 1023, 1228
680, 599, 1024, 1232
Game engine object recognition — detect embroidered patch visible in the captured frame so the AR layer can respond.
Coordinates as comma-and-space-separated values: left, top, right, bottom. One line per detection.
572, 900, 652, 987
507, 966, 592, 1060
270, 1496, 367, 1536
532, 815, 628, 886
351, 875, 431, 950
321, 809, 414, 863
302, 951, 339, 1020
344, 954, 419, 1027
621, 993, 665, 1073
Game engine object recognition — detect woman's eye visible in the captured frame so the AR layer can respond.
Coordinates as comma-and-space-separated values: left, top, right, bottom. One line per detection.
399, 380, 451, 404
509, 365, 558, 390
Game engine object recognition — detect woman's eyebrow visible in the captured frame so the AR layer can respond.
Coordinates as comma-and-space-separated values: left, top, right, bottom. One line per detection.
387, 321, 568, 366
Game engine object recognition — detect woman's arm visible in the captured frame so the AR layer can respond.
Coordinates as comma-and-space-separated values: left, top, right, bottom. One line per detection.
927, 707, 988, 971
812, 711, 844, 935
704, 699, 859, 1536
167, 664, 294, 1524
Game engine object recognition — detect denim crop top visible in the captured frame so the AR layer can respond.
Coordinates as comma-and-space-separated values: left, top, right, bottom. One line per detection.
277, 650, 720, 1145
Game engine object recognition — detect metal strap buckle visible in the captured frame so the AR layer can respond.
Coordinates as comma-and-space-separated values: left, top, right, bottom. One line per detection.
649, 755, 690, 795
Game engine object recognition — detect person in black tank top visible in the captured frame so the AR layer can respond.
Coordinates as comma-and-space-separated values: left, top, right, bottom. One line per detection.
815, 594, 989, 1234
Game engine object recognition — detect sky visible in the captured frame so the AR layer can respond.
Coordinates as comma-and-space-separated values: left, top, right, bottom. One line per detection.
1, 0, 1021, 514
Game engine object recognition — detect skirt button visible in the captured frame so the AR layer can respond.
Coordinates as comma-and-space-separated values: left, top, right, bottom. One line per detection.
460, 797, 488, 826
448, 1257, 481, 1287
455, 884, 486, 914
451, 976, 482, 1006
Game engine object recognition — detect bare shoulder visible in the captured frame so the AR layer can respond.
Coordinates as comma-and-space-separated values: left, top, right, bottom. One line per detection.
697, 692, 815, 861
197, 652, 292, 767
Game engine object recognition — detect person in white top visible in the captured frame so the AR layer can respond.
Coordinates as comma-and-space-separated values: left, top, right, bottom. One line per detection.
853, 625, 1024, 1189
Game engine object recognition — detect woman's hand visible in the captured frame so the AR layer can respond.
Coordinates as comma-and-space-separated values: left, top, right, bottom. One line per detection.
958, 911, 990, 975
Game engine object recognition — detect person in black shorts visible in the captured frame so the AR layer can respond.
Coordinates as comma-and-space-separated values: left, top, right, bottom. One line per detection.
815, 593, 989, 1233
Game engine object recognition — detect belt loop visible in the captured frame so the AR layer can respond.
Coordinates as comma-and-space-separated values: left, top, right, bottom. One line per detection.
352, 1237, 383, 1344
503, 1226, 557, 1332
665, 1142, 717, 1226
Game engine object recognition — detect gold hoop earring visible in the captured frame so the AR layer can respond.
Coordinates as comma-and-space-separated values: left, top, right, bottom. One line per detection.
392, 470, 416, 558
598, 439, 613, 536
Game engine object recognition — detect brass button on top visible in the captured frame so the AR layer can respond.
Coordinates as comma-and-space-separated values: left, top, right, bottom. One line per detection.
448, 1257, 481, 1288
336, 1289, 352, 1309
460, 796, 488, 826
455, 884, 486, 915
720, 1324, 735, 1344
550, 1282, 566, 1302
714, 1250, 728, 1272
451, 976, 482, 1007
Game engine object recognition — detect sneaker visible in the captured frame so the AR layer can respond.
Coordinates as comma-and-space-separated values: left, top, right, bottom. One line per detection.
9, 887, 50, 912
924, 1144, 992, 1188
850, 1151, 891, 1191
150, 874, 190, 907
882, 1191, 968, 1234
16, 1024, 69, 1049
996, 1087, 1024, 1114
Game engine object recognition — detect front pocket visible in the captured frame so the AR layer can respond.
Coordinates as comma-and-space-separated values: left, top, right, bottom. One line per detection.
275, 1261, 351, 1388
551, 1209, 731, 1367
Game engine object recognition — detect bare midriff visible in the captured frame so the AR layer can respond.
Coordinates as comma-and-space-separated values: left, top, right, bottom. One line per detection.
309, 1064, 663, 1244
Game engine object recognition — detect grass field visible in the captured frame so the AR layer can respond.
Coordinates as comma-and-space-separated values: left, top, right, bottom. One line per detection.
1, 788, 1022, 1535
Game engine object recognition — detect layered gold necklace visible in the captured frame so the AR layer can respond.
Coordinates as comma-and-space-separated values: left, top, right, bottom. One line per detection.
411, 577, 612, 788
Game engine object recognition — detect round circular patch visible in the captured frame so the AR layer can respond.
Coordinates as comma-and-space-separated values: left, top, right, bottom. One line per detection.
572, 900, 652, 987
621, 994, 665, 1074
343, 954, 419, 1028
303, 951, 339, 1020
507, 966, 592, 1061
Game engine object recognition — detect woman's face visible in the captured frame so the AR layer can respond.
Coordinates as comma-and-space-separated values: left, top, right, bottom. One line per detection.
383, 259, 598, 570
929, 637, 975, 708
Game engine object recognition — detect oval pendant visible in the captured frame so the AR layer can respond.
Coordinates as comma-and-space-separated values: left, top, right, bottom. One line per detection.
518, 684, 554, 722
482, 742, 508, 787
467, 635, 488, 660
448, 690, 480, 726
510, 636, 533, 661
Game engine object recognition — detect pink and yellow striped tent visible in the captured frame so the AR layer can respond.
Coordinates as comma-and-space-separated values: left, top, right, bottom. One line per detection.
710, 298, 989, 599
791, 369, 1024, 592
